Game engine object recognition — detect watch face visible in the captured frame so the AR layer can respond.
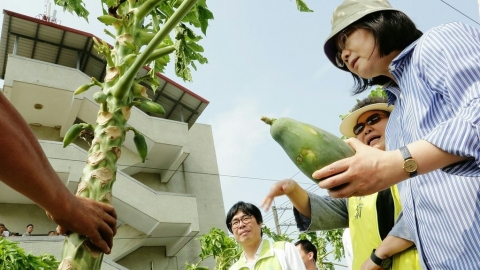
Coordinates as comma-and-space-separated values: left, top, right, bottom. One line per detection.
404, 159, 418, 173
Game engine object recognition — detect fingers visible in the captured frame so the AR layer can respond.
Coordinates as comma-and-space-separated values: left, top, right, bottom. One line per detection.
47, 196, 117, 253
261, 179, 294, 211
91, 224, 114, 254
325, 182, 356, 198
102, 203, 117, 235
101, 202, 117, 220
313, 160, 349, 188
260, 197, 273, 212
345, 137, 364, 149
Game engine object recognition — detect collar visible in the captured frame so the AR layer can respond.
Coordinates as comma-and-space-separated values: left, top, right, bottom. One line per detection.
238, 239, 275, 267
384, 38, 420, 104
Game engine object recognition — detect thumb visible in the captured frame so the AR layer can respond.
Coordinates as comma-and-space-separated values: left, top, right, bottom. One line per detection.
56, 225, 68, 235
344, 137, 365, 151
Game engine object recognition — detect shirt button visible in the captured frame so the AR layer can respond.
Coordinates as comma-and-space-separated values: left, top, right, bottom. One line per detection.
389, 65, 396, 71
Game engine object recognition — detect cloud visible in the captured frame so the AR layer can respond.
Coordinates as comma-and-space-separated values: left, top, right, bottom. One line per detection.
209, 97, 267, 176
313, 62, 334, 80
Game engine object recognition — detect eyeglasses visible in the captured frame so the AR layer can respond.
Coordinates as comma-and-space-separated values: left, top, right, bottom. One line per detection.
336, 52, 345, 68
353, 113, 388, 136
230, 214, 252, 229
335, 30, 349, 68
335, 27, 360, 68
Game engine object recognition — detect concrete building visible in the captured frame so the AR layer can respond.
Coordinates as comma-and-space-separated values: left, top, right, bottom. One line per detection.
0, 9, 226, 269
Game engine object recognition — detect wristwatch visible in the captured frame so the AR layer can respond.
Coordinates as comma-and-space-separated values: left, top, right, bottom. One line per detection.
399, 146, 418, 177
371, 249, 392, 269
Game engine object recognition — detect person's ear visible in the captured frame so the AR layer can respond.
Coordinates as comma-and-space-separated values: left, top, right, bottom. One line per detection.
308, 251, 314, 261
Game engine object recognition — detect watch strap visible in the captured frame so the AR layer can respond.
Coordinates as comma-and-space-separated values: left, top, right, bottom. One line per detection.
370, 249, 384, 266
399, 146, 418, 177
399, 146, 412, 159
371, 249, 392, 269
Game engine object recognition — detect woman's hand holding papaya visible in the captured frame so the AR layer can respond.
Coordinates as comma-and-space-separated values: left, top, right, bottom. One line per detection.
313, 138, 405, 198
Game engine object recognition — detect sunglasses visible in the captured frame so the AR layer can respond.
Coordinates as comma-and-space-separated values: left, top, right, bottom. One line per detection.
353, 113, 388, 136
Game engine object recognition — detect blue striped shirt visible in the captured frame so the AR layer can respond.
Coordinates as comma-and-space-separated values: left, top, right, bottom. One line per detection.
384, 22, 480, 269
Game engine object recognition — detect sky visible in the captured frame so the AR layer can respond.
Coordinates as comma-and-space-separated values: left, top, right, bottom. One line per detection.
1, 0, 479, 267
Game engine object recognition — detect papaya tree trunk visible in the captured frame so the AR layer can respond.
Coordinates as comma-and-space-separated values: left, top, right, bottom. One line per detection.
59, 99, 128, 269
58, 0, 202, 269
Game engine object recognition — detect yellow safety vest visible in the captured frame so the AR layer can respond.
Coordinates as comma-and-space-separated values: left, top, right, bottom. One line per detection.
348, 185, 421, 270
230, 240, 285, 270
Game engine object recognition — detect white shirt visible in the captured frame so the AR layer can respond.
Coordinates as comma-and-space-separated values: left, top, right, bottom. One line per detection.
233, 239, 306, 270
342, 229, 353, 270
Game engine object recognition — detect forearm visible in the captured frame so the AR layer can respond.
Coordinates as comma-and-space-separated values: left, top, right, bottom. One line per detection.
408, 140, 467, 175
374, 235, 414, 259
0, 93, 75, 216
384, 140, 467, 184
286, 182, 311, 219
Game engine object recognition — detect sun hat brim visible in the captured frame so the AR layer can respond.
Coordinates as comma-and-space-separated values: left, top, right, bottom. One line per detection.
339, 103, 394, 137
324, 0, 399, 71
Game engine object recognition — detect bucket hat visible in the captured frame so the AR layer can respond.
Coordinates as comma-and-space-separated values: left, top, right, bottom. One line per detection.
339, 102, 393, 137
324, 0, 399, 71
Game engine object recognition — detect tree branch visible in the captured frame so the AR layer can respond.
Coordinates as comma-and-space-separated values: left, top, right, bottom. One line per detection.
113, 0, 199, 99
145, 46, 175, 64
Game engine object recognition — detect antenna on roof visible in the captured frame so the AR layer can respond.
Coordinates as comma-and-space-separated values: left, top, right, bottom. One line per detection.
36, 0, 61, 25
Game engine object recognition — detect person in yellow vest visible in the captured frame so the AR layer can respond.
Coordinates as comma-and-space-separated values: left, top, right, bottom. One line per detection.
226, 201, 306, 270
262, 96, 421, 270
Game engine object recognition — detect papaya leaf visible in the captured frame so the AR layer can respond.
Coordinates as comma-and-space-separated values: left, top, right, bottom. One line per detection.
103, 0, 121, 8
53, 0, 90, 21
174, 24, 208, 81
368, 86, 387, 98
296, 0, 313, 12
197, 5, 214, 35
183, 9, 201, 28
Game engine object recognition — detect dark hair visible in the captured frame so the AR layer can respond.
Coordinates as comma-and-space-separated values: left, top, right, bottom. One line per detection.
344, 11, 422, 94
351, 96, 389, 112
26, 224, 33, 228
295, 239, 318, 262
226, 201, 263, 234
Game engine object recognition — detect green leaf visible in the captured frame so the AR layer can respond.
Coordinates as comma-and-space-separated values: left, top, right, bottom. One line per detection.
53, 0, 90, 21
0, 238, 59, 268
296, 0, 313, 12
368, 86, 387, 98
187, 42, 204, 53
197, 5, 214, 35
174, 24, 209, 82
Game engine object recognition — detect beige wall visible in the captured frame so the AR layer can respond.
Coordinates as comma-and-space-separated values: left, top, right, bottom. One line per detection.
117, 247, 177, 270
118, 123, 226, 269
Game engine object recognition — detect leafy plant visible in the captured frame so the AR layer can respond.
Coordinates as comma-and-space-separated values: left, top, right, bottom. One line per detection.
0, 238, 59, 270
339, 86, 387, 121
185, 228, 241, 270
262, 226, 294, 242
185, 226, 345, 270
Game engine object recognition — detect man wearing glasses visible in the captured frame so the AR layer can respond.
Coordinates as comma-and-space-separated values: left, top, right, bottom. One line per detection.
226, 201, 306, 270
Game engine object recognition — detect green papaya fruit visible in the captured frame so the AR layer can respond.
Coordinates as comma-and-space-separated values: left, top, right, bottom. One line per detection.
63, 124, 84, 148
133, 133, 148, 163
261, 116, 355, 183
